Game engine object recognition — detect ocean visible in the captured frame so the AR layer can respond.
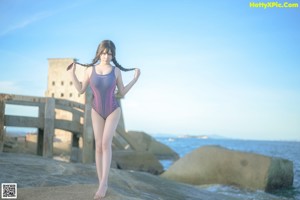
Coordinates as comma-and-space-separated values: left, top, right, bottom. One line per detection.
155, 136, 300, 200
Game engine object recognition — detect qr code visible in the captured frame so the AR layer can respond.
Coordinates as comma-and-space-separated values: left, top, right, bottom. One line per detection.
1, 183, 17, 199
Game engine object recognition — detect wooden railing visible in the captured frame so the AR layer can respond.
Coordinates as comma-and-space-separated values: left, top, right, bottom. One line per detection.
0, 93, 94, 163
0, 92, 141, 164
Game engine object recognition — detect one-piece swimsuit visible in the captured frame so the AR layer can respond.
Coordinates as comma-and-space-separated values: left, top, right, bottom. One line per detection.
89, 66, 119, 119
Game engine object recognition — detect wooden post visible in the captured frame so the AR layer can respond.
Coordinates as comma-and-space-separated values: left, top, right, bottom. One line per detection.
43, 97, 55, 158
0, 100, 5, 152
37, 104, 45, 156
70, 112, 80, 162
82, 87, 94, 163
37, 129, 43, 156
70, 134, 80, 162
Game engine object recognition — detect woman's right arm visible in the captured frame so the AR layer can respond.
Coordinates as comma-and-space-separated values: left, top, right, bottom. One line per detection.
68, 63, 90, 94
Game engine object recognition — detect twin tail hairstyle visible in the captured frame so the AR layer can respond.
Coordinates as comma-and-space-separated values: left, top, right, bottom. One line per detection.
67, 40, 135, 72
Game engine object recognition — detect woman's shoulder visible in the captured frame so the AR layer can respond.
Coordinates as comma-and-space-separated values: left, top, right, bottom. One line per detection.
113, 65, 118, 70
113, 66, 121, 73
113, 66, 121, 78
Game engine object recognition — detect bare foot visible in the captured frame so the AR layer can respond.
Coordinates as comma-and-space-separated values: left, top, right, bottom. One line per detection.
93, 193, 101, 200
94, 184, 108, 199
93, 192, 103, 200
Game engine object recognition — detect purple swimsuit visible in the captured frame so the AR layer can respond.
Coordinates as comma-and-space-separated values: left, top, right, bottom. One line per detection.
89, 66, 120, 119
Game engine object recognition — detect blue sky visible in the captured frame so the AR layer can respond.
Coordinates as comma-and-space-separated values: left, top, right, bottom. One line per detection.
0, 0, 299, 140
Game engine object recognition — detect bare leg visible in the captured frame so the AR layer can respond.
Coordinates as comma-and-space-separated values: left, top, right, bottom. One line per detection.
95, 108, 121, 198
91, 109, 105, 198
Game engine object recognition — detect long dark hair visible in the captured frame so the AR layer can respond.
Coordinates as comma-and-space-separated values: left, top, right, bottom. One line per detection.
68, 40, 135, 72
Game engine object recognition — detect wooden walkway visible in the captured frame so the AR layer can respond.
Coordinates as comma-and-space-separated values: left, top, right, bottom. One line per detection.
0, 93, 137, 163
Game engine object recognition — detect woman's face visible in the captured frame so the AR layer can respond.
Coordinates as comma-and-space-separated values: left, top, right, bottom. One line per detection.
100, 49, 113, 63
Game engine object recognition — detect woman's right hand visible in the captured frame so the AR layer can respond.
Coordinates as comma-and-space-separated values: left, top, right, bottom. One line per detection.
66, 62, 76, 72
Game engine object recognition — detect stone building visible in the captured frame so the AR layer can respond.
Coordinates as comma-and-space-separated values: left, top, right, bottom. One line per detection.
45, 58, 85, 142
45, 58, 85, 104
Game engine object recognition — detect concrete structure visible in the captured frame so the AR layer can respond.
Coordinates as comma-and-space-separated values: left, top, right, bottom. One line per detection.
0, 93, 93, 162
45, 58, 86, 103
45, 58, 85, 142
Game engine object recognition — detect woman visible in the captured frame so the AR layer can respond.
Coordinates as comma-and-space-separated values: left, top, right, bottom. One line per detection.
67, 40, 141, 199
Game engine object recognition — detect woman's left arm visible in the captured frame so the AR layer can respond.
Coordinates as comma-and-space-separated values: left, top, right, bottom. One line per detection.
116, 68, 141, 97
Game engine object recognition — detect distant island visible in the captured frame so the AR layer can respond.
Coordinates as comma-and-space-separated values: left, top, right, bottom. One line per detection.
177, 134, 229, 139
152, 133, 230, 140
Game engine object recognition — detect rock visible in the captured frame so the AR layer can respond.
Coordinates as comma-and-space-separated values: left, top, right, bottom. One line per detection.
3, 136, 19, 152
0, 152, 243, 200
127, 131, 179, 160
112, 150, 164, 175
266, 158, 294, 191
4, 140, 18, 149
161, 145, 293, 191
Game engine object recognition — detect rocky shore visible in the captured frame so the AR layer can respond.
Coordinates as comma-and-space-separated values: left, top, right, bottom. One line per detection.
1, 133, 292, 200
2, 131, 177, 175
1, 152, 241, 200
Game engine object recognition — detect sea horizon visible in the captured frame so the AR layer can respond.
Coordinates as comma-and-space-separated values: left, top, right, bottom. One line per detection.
4, 127, 300, 143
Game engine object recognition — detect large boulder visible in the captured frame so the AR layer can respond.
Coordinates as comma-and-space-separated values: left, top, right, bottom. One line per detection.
161, 145, 293, 191
112, 150, 164, 175
111, 131, 178, 175
126, 131, 179, 160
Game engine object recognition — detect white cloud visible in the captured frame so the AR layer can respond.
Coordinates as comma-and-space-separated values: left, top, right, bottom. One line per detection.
0, 0, 91, 37
0, 11, 52, 36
